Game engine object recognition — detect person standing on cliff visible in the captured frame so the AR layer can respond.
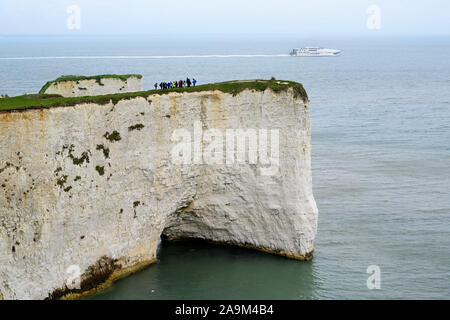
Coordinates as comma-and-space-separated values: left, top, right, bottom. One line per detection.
193, 78, 197, 86
154, 83, 158, 90
186, 78, 191, 87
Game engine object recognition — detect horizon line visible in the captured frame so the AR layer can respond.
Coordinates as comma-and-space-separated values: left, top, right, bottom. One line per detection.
1, 33, 449, 38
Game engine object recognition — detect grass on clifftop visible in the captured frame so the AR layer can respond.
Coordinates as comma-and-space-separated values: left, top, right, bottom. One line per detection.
39, 74, 143, 94
1, 80, 308, 112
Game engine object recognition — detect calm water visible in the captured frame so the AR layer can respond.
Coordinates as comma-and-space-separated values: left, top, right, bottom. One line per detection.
1, 35, 449, 299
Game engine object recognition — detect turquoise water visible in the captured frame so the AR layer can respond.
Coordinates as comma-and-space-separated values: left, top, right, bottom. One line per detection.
1, 35, 449, 299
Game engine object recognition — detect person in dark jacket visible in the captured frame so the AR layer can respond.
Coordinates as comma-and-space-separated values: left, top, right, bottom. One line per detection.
186, 78, 191, 87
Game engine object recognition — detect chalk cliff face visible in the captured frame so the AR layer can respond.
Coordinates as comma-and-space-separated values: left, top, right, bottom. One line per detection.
41, 76, 142, 97
0, 86, 318, 300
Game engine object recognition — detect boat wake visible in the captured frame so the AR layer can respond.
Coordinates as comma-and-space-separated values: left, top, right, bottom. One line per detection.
0, 54, 290, 60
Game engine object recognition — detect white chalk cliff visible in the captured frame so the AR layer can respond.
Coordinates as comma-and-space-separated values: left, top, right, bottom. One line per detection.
41, 75, 142, 97
0, 81, 318, 299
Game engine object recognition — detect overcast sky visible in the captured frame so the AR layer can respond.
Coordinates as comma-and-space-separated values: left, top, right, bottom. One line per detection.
0, 0, 449, 36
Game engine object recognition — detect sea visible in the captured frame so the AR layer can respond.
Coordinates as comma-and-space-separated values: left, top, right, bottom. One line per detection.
0, 34, 449, 299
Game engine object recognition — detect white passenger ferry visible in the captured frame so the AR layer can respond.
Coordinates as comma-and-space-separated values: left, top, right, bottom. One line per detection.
290, 47, 341, 57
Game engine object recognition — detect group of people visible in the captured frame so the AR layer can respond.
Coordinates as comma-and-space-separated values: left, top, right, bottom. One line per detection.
154, 78, 197, 90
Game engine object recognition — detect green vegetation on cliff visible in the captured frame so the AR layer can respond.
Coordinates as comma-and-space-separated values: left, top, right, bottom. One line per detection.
0, 80, 308, 112
39, 74, 143, 94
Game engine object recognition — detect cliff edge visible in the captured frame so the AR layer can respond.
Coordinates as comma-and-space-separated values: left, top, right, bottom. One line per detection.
0, 80, 318, 299
39, 74, 143, 97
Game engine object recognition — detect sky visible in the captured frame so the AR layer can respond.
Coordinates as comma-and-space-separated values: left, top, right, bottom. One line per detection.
0, 0, 449, 36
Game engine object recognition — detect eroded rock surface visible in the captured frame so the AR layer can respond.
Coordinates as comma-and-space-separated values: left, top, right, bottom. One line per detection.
0, 87, 317, 299
41, 75, 142, 97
